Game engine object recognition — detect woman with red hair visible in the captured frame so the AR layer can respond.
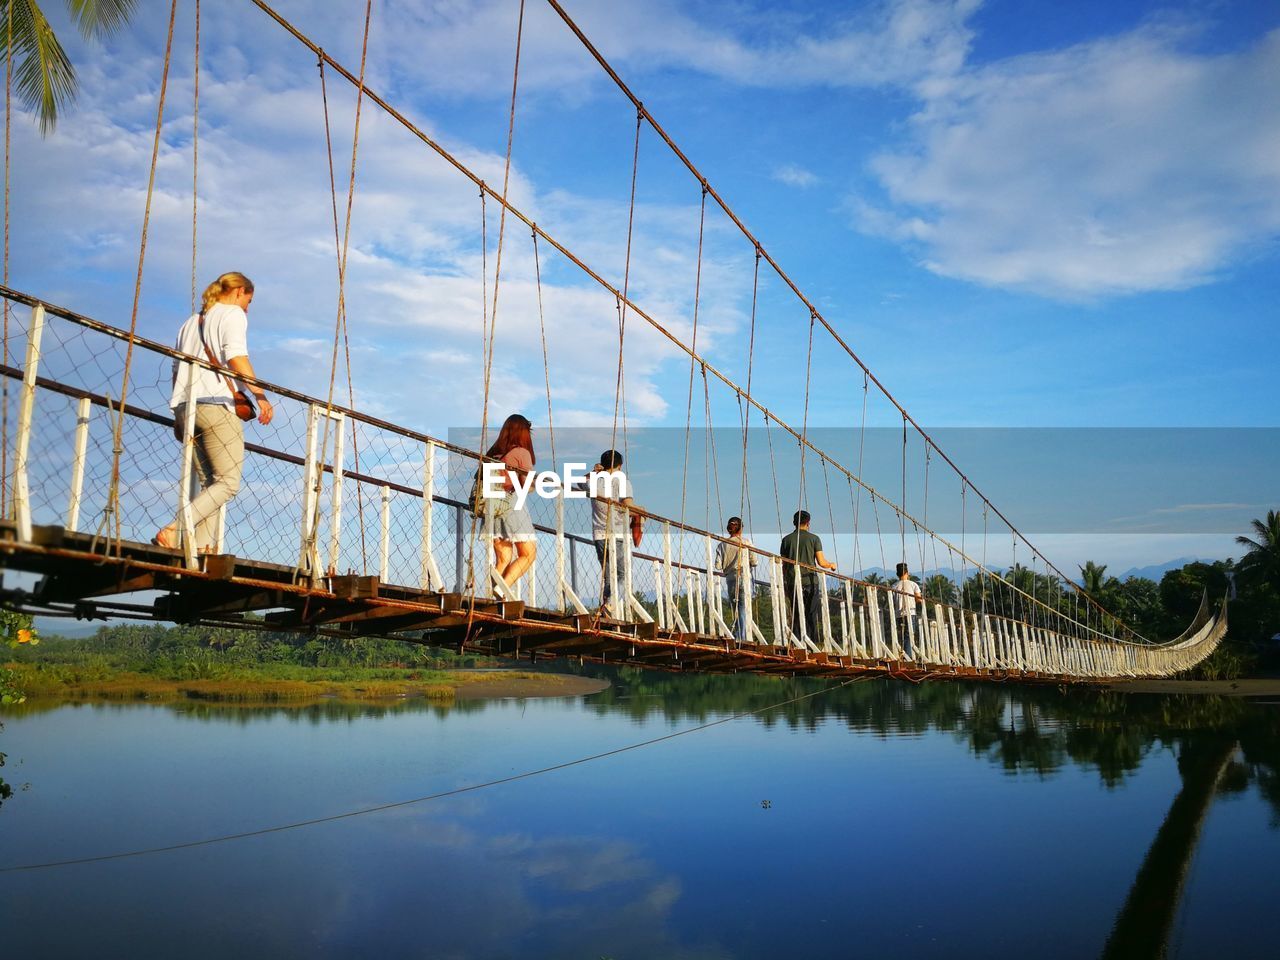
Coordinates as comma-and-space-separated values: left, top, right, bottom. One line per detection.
483, 413, 538, 590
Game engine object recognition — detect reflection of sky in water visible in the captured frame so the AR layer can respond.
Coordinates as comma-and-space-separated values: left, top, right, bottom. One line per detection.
2, 681, 1280, 958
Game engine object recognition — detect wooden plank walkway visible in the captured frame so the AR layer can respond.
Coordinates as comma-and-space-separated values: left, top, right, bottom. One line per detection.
0, 522, 1054, 684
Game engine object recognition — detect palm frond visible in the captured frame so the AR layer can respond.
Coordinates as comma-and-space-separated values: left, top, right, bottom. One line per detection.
67, 0, 138, 39
8, 0, 78, 135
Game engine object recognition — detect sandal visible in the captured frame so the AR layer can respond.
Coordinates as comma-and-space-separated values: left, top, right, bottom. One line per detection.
151, 528, 178, 549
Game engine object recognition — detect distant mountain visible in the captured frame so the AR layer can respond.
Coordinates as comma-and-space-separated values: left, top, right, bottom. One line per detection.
31, 617, 102, 639
1115, 557, 1220, 583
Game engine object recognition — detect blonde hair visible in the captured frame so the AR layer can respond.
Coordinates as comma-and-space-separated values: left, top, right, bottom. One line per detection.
200, 271, 255, 314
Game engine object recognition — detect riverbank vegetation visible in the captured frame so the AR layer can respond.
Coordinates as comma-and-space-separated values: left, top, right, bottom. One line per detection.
0, 620, 591, 706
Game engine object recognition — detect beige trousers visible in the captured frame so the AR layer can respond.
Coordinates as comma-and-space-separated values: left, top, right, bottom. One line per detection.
188, 403, 244, 549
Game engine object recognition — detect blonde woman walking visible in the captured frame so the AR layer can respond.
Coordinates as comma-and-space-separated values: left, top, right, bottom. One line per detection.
153, 271, 273, 552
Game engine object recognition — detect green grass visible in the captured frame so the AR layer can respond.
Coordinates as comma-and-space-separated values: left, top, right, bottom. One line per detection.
1, 662, 559, 705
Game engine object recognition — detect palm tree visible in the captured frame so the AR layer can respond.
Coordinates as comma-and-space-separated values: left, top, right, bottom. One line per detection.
1236, 509, 1280, 591
4, 0, 138, 135
1080, 560, 1108, 596
923, 574, 958, 605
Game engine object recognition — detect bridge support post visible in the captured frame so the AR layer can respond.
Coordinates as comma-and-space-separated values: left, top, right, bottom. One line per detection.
420, 441, 444, 592
298, 405, 322, 579
622, 508, 652, 624
555, 494, 587, 615
176, 360, 199, 569
554, 493, 565, 610
886, 592, 900, 659
663, 525, 688, 632
453, 503, 464, 593
653, 558, 666, 628
66, 396, 91, 531
818, 571, 834, 652
297, 403, 344, 580
379, 484, 391, 582
328, 412, 346, 576
13, 303, 45, 542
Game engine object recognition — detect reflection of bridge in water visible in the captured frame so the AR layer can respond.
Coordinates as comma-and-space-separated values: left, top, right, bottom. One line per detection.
0, 286, 1225, 683
0, 2, 1227, 683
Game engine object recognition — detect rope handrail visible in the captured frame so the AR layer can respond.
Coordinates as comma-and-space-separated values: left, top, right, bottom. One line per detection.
538, 0, 1131, 637
242, 1, 1136, 643
0, 284, 1163, 650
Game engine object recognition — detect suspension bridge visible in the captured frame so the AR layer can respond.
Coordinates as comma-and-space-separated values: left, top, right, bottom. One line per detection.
0, 0, 1226, 683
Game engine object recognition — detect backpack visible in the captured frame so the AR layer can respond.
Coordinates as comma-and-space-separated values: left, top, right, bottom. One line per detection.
468, 465, 513, 520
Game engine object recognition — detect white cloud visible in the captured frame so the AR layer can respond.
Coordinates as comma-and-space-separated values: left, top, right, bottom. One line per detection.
8, 3, 753, 440
859, 25, 1280, 297
380, 0, 981, 98
773, 163, 818, 188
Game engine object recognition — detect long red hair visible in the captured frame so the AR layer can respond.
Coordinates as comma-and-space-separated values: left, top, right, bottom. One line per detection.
487, 414, 535, 464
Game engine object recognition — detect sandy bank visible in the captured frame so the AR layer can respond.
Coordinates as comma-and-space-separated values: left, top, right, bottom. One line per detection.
1104, 678, 1280, 697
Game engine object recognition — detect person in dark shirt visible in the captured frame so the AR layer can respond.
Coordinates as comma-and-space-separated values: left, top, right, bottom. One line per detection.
779, 510, 836, 644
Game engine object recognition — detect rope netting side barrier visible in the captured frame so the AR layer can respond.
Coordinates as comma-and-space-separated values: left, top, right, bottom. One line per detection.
0, 286, 1226, 681
226, 0, 1167, 651
0, 2, 1226, 682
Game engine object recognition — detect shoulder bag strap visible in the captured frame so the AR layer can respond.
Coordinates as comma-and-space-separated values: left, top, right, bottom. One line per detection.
197, 312, 240, 398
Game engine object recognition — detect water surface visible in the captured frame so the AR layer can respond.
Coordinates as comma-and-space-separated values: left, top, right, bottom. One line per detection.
2, 674, 1278, 958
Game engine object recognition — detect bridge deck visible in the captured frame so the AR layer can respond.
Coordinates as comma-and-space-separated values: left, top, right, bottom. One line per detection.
0, 523, 1032, 684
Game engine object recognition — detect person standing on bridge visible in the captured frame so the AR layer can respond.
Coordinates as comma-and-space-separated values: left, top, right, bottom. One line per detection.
780, 510, 835, 645
717, 516, 757, 643
482, 414, 538, 591
154, 272, 273, 553
889, 562, 924, 659
584, 449, 633, 616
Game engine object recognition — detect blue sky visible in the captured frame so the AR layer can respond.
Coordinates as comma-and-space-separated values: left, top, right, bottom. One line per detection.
6, 0, 1278, 573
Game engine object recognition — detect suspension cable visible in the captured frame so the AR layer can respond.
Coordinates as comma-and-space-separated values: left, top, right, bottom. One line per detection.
105, 0, 179, 553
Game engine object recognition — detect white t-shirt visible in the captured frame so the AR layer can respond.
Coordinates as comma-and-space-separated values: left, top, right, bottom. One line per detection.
890, 577, 923, 618
169, 302, 250, 409
589, 469, 633, 540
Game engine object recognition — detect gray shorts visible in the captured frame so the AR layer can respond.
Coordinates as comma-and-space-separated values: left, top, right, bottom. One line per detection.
484, 503, 536, 543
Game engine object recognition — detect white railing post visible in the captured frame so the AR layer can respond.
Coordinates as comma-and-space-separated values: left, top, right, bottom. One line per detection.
705, 536, 718, 636
622, 507, 634, 620
554, 493, 566, 609
818, 572, 833, 652
607, 535, 621, 620
215, 504, 226, 555
664, 524, 688, 632
420, 441, 444, 592
653, 558, 666, 628
176, 362, 199, 569
66, 396, 91, 531
297, 404, 321, 577
791, 565, 810, 650
555, 495, 587, 615
865, 587, 884, 658
527, 530, 538, 608
327, 412, 346, 576
768, 558, 782, 646
380, 484, 391, 583
13, 304, 45, 542
742, 549, 758, 645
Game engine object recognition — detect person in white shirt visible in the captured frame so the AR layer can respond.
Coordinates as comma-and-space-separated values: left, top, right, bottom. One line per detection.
154, 271, 273, 552
586, 449, 633, 612
890, 561, 924, 658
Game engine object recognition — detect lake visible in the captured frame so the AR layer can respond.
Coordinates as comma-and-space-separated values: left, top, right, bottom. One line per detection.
2, 672, 1279, 958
